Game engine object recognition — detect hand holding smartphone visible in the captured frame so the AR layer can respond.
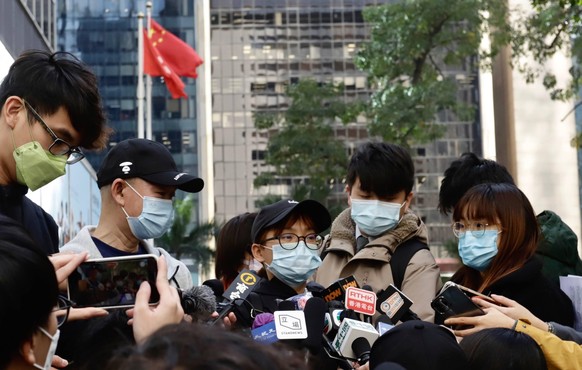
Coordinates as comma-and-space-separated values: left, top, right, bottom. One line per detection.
431, 281, 485, 329
67, 254, 160, 309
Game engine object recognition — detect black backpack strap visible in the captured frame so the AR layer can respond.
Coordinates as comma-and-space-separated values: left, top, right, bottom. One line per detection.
390, 238, 429, 290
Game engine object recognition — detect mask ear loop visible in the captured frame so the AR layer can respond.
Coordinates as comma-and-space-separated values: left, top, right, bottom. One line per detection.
10, 103, 38, 154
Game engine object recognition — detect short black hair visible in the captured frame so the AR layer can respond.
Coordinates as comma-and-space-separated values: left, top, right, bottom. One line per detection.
459, 328, 547, 370
0, 215, 58, 368
0, 50, 109, 150
107, 322, 304, 370
215, 212, 257, 287
346, 142, 414, 197
438, 153, 515, 215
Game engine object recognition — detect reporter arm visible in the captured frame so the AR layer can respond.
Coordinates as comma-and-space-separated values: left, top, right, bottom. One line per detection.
514, 320, 582, 370
550, 322, 582, 344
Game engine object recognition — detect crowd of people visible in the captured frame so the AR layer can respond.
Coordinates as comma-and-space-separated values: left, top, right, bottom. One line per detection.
1, 49, 581, 370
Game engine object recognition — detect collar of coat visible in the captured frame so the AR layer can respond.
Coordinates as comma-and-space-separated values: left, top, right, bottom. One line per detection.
325, 207, 428, 261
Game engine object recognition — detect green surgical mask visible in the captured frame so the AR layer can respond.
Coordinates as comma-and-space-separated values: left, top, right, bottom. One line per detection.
13, 141, 67, 191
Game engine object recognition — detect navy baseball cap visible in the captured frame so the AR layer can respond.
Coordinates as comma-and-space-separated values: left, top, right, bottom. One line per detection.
96, 139, 204, 193
251, 199, 331, 243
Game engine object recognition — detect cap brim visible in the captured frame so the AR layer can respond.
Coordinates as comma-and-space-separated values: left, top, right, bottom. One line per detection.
258, 200, 331, 238
141, 172, 204, 193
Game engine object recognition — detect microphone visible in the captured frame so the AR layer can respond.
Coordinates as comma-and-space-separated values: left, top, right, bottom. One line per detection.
362, 285, 374, 324
375, 314, 394, 336
376, 284, 419, 324
351, 337, 372, 366
178, 285, 217, 322
202, 278, 225, 298
210, 269, 261, 325
331, 318, 379, 361
301, 297, 327, 354
251, 313, 278, 344
316, 276, 359, 303
277, 300, 296, 311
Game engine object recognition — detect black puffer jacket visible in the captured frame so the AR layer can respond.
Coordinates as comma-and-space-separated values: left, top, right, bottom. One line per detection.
0, 183, 59, 254
482, 257, 575, 327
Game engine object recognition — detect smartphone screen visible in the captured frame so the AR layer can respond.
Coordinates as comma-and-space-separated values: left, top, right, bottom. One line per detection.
67, 254, 160, 309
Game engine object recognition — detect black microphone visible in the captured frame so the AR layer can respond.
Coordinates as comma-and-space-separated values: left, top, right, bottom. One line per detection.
277, 300, 296, 311
202, 278, 225, 298
351, 337, 372, 366
301, 297, 327, 355
317, 276, 359, 303
178, 285, 217, 322
376, 284, 419, 324
362, 285, 374, 324
210, 269, 261, 326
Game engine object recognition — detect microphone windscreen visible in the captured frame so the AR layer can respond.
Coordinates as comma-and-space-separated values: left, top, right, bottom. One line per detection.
302, 297, 327, 354
252, 312, 274, 329
202, 279, 225, 298
277, 300, 296, 311
181, 285, 217, 322
352, 336, 371, 357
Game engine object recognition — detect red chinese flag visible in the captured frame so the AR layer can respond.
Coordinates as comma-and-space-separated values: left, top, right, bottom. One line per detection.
143, 19, 204, 98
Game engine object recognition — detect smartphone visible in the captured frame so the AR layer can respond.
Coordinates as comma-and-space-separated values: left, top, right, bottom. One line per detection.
431, 281, 485, 328
67, 254, 160, 309
454, 282, 497, 304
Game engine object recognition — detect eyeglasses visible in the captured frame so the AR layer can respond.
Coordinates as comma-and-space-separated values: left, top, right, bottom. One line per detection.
262, 233, 323, 250
452, 222, 496, 238
53, 295, 75, 327
23, 100, 85, 164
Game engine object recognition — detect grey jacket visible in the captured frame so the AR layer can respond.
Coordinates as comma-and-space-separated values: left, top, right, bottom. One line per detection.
61, 225, 193, 289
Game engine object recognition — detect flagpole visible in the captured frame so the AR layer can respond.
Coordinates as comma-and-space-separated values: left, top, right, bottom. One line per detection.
137, 12, 145, 139
145, 1, 153, 141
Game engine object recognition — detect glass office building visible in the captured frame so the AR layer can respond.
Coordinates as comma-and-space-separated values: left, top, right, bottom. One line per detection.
209, 0, 481, 257
57, 0, 201, 210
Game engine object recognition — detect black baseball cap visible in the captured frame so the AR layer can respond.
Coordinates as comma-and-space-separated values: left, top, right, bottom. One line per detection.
96, 138, 204, 193
251, 199, 331, 243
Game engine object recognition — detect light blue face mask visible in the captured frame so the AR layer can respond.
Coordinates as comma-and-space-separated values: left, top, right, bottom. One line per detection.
351, 198, 405, 237
122, 181, 174, 239
458, 230, 499, 271
264, 241, 322, 287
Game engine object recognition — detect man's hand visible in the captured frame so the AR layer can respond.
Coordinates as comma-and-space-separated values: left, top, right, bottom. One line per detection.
128, 255, 184, 343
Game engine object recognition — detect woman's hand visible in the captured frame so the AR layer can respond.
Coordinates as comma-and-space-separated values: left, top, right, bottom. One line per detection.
444, 306, 515, 337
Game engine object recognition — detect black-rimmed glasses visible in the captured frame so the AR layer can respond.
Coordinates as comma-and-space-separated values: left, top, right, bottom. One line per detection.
23, 100, 85, 164
262, 233, 323, 250
53, 295, 75, 327
452, 222, 495, 238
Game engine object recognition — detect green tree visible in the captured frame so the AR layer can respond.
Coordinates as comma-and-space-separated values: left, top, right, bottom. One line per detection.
253, 79, 359, 215
156, 197, 218, 274
355, 0, 509, 147
357, 0, 582, 146
511, 0, 582, 101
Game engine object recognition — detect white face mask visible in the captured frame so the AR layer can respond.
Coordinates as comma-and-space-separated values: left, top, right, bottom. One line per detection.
351, 198, 406, 237
33, 327, 60, 370
121, 181, 175, 239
